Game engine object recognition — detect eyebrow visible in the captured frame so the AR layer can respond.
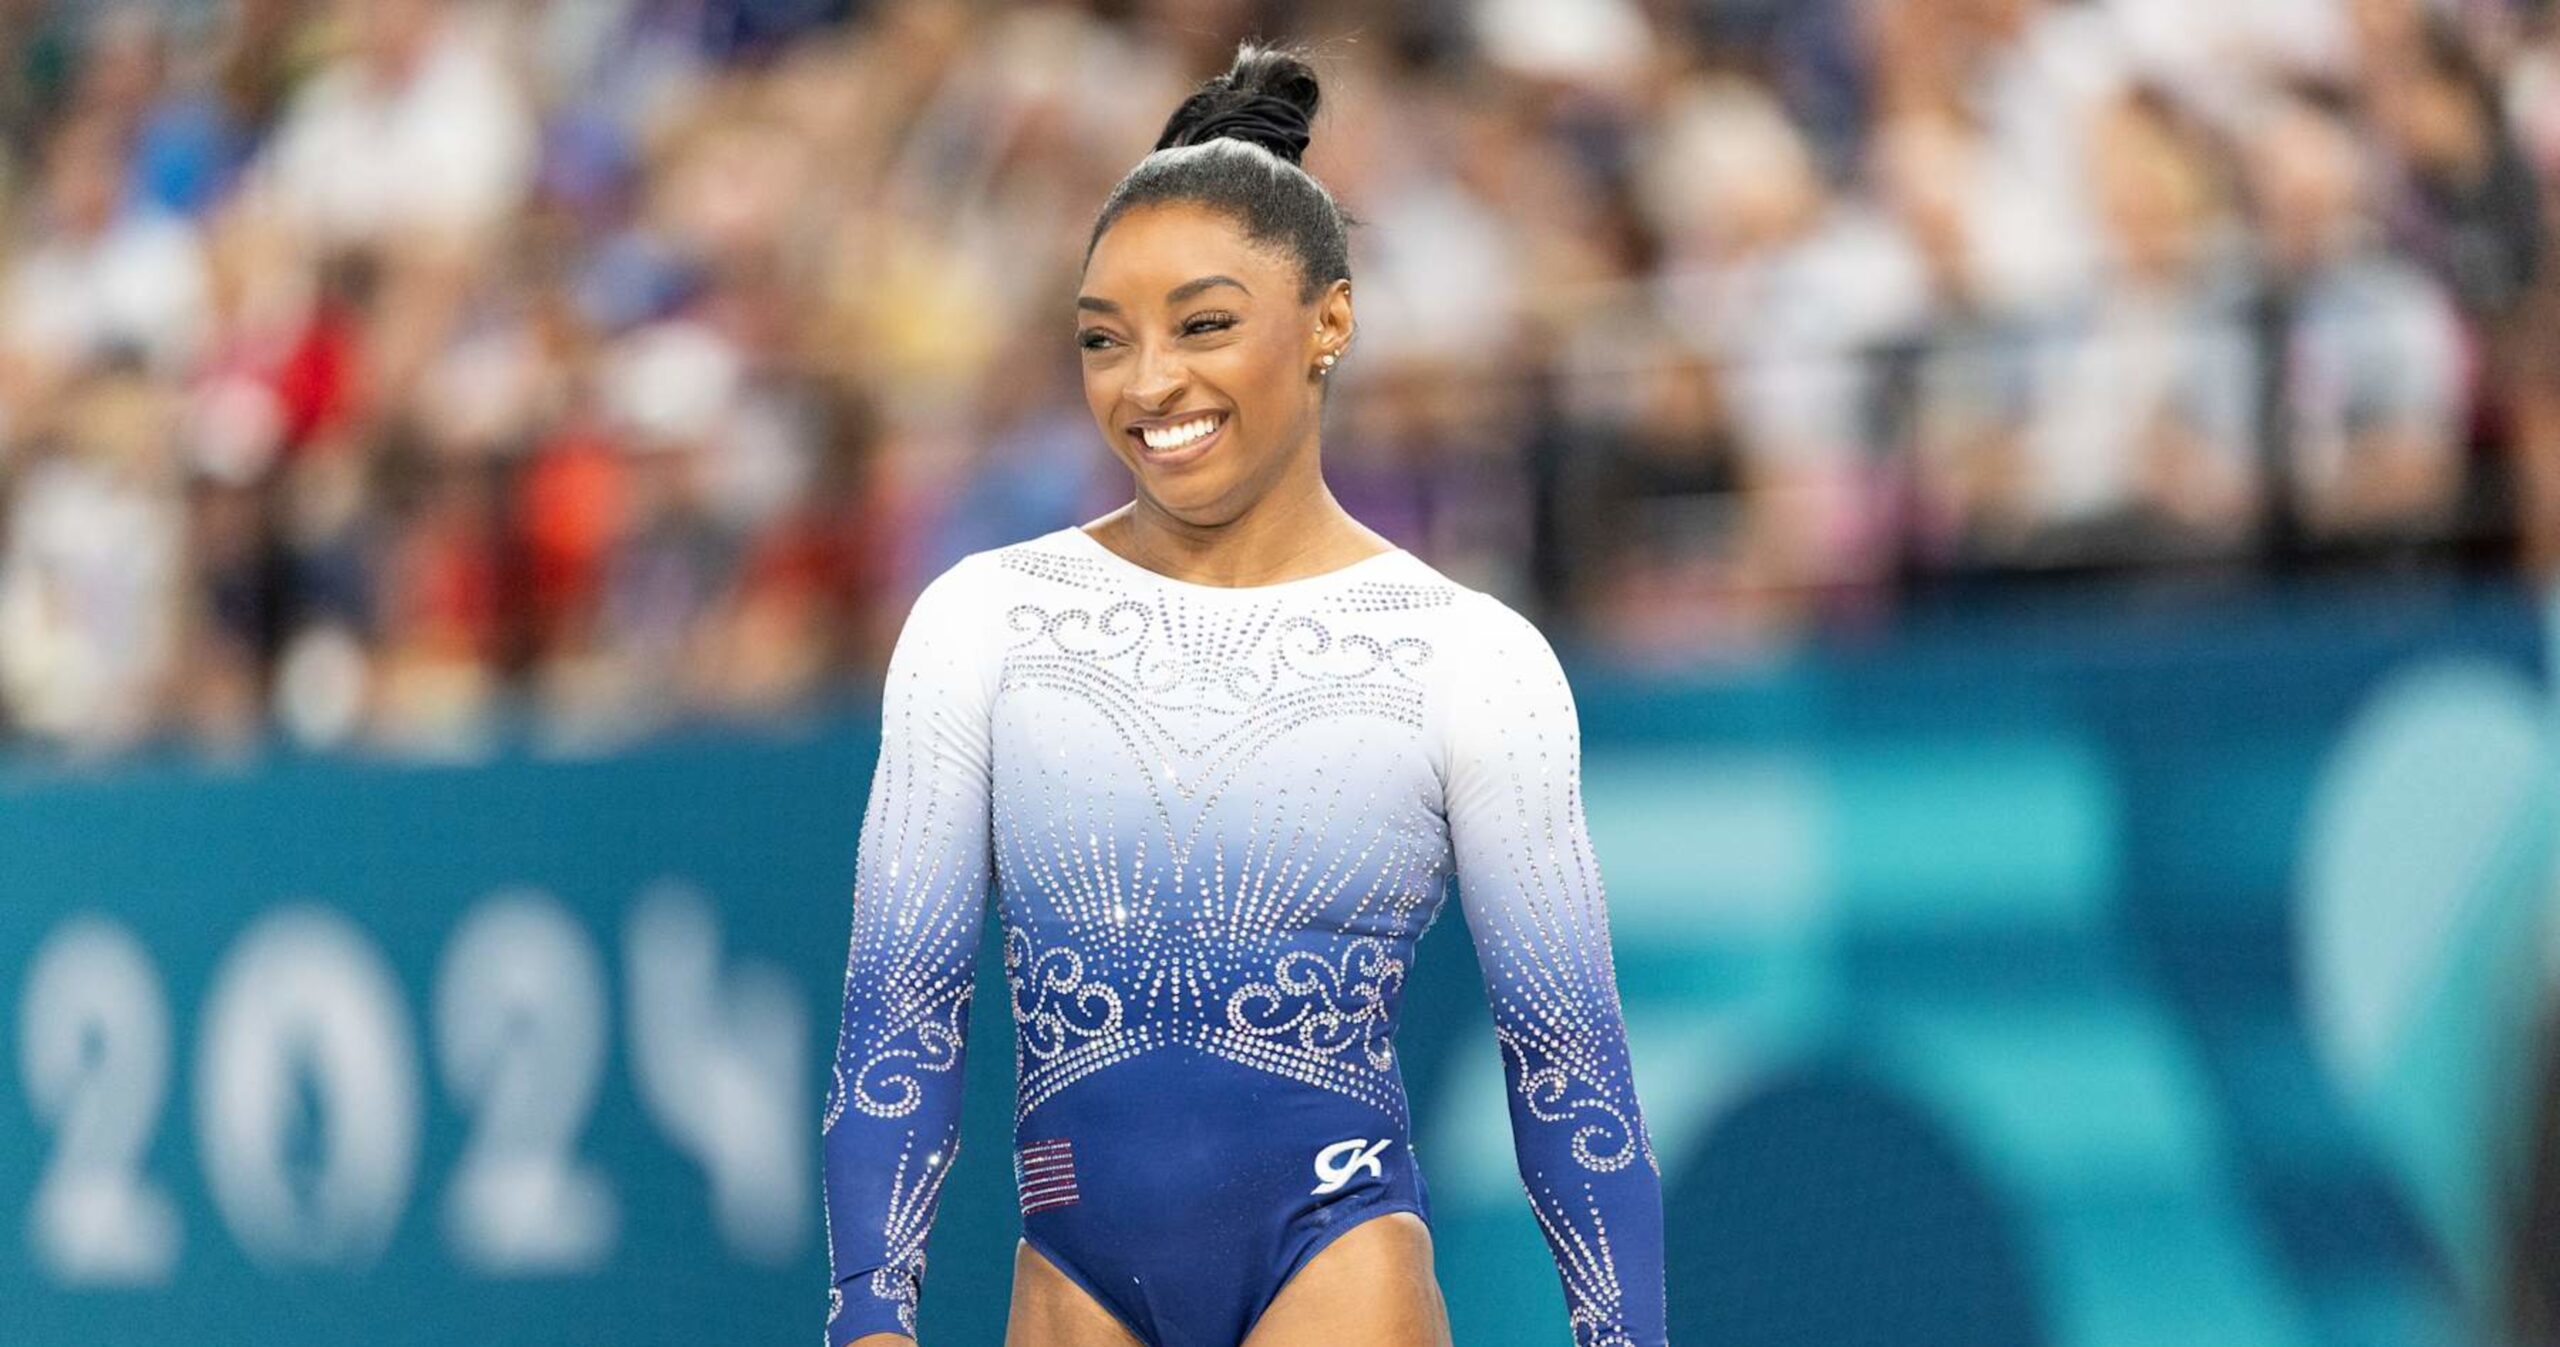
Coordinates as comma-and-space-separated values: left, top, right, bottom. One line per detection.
1075, 274, 1251, 316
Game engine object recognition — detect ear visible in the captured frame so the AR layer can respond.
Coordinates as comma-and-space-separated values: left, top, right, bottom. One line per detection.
1311, 278, 1354, 365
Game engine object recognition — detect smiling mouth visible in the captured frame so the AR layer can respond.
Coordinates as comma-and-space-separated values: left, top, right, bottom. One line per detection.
1128, 412, 1227, 465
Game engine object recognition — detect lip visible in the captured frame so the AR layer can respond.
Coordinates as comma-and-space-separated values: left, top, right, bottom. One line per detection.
1126, 411, 1227, 470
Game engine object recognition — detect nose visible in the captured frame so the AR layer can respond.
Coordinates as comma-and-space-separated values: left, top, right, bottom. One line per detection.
1124, 337, 1186, 412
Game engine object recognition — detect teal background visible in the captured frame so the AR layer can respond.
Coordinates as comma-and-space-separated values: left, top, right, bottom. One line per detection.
3, 576, 2554, 1346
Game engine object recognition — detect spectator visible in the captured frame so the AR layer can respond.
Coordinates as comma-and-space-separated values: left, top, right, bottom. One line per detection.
1645, 75, 1924, 607
1559, 333, 1776, 665
257, 0, 532, 252
2247, 86, 2473, 545
2011, 89, 2258, 563
1878, 107, 2042, 566
2, 114, 209, 418
0, 371, 185, 754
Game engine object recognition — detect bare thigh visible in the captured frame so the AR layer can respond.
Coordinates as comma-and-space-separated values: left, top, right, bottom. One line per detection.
1241, 1211, 1452, 1347
1007, 1239, 1144, 1347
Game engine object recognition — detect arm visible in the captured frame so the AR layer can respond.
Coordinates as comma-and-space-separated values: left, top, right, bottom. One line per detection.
1442, 593, 1668, 1347
823, 557, 999, 1347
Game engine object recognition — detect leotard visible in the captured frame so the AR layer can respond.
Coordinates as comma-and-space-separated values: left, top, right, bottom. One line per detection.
822, 524, 1666, 1346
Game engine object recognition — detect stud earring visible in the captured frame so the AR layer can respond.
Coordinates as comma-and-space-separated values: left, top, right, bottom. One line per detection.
1316, 352, 1337, 375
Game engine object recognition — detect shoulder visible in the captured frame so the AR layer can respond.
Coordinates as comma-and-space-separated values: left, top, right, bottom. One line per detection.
1349, 551, 1564, 691
1441, 582, 1567, 680
1339, 547, 1519, 639
881, 551, 1016, 715
893, 548, 1019, 669
899, 526, 1114, 642
908, 548, 999, 615
1422, 579, 1579, 769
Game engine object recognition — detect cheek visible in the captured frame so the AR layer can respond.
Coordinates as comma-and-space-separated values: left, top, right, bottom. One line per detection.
1225, 334, 1303, 413
1080, 367, 1120, 437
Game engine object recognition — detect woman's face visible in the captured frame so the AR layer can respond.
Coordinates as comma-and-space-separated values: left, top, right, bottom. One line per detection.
1076, 200, 1351, 525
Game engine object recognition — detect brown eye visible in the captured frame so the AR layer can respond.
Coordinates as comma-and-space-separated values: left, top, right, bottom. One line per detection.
1183, 314, 1238, 336
1078, 330, 1116, 351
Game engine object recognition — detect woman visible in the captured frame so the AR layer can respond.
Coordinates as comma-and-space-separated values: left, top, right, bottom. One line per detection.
823, 42, 1666, 1347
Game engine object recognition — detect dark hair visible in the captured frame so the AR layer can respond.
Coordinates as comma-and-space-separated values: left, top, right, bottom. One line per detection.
1083, 41, 1358, 305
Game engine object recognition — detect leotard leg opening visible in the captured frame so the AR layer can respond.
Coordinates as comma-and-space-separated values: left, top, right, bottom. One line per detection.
1238, 1201, 1434, 1344
1018, 1230, 1157, 1347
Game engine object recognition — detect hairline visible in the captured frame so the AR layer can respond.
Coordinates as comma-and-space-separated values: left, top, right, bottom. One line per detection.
1083, 144, 1348, 305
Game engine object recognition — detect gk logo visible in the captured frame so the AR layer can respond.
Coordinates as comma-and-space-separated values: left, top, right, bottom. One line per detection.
1312, 1137, 1395, 1195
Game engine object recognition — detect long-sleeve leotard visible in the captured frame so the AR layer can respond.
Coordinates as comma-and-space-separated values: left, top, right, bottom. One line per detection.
821, 531, 1665, 1346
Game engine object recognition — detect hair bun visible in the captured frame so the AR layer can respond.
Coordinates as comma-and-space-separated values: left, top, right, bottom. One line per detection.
1154, 41, 1322, 167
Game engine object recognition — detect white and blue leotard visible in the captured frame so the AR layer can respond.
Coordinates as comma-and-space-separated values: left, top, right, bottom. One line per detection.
822, 523, 1666, 1346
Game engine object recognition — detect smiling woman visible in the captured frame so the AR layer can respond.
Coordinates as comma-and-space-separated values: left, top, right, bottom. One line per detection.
822, 38, 1667, 1347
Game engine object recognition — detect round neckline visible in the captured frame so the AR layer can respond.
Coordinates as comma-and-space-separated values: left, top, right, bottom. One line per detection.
1063, 523, 1408, 595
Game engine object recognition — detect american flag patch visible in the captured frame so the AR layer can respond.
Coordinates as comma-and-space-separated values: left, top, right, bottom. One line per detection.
1016, 1138, 1080, 1216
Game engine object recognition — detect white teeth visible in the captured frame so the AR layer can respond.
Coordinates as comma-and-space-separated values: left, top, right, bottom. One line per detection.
1139, 414, 1220, 451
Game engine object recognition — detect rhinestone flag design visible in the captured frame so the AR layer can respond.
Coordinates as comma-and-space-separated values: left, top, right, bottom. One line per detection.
820, 526, 1667, 1347
1016, 1138, 1080, 1216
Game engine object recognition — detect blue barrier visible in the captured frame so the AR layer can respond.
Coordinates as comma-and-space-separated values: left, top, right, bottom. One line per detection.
2, 578, 2548, 1346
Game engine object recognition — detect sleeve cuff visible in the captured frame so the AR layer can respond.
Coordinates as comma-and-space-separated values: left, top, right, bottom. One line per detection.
827, 1278, 918, 1346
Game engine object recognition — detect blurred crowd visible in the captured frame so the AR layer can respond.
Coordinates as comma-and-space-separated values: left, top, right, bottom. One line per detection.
0, 0, 2554, 761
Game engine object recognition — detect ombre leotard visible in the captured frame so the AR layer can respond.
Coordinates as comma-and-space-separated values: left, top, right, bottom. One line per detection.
822, 524, 1666, 1346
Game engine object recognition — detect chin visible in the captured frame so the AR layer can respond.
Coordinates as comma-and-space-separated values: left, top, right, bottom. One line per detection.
1124, 446, 1232, 493
1135, 470, 1248, 521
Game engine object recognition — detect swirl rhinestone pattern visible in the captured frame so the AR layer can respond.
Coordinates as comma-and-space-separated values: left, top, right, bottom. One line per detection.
820, 526, 1667, 1347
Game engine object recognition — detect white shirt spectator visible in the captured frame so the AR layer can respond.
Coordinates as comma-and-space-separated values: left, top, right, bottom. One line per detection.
258, 11, 534, 246
1968, 3, 2132, 313
3, 209, 208, 375
0, 452, 182, 749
